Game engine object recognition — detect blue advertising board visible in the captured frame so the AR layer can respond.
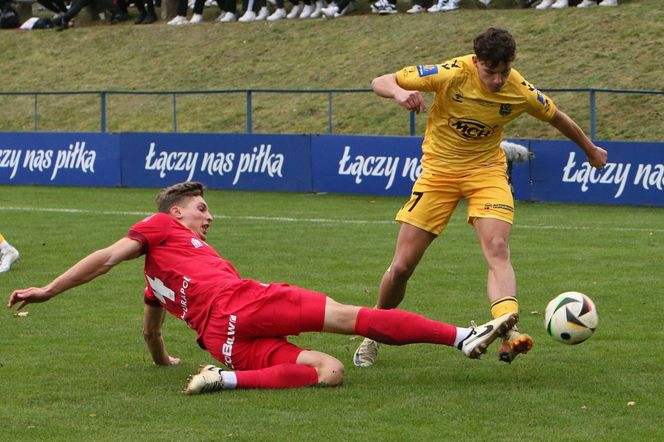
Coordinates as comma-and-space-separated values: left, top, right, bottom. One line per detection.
311, 135, 422, 196
119, 133, 312, 192
0, 132, 120, 186
1, 131, 662, 207
529, 140, 664, 206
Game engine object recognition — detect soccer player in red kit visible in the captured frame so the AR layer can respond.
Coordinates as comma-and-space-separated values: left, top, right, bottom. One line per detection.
8, 182, 516, 394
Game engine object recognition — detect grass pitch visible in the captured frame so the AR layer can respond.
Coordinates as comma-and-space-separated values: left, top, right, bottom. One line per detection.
1, 185, 663, 441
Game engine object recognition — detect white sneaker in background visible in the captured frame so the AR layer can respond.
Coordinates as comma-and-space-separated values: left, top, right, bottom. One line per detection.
287, 3, 304, 18
310, 0, 324, 17
217, 11, 236, 21
167, 15, 189, 25
478, 0, 491, 5
321, 3, 338, 17
238, 10, 257, 21
576, 0, 595, 6
406, 4, 424, 13
598, 0, 616, 6
551, 0, 569, 8
267, 7, 287, 20
535, 0, 553, 8
256, 6, 269, 19
428, 0, 448, 12
189, 13, 203, 23
204, 0, 216, 6
441, 0, 459, 10
299, 3, 314, 17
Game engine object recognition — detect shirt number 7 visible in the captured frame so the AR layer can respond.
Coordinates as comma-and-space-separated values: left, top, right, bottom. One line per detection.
407, 191, 424, 212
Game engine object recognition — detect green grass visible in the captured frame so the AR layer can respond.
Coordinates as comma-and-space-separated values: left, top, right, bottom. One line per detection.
1, 0, 663, 140
1, 185, 663, 440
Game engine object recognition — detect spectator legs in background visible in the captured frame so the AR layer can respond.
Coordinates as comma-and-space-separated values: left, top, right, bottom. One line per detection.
134, 0, 157, 24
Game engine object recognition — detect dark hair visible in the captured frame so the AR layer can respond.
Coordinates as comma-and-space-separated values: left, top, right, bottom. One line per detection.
156, 181, 205, 213
473, 27, 516, 69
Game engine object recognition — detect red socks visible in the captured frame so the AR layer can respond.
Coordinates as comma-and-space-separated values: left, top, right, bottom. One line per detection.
235, 363, 319, 389
353, 307, 457, 346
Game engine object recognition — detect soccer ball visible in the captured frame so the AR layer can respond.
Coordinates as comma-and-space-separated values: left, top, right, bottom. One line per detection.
544, 291, 598, 345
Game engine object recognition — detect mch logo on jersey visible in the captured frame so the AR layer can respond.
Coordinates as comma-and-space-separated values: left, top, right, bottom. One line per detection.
448, 118, 496, 140
417, 65, 439, 77
191, 237, 204, 248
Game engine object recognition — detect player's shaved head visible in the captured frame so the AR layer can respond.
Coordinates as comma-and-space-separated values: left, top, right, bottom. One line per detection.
473, 27, 516, 69
156, 181, 206, 213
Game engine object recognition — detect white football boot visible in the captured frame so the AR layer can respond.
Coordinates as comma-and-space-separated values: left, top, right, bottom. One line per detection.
353, 338, 380, 367
457, 313, 518, 359
183, 365, 225, 395
535, 0, 553, 8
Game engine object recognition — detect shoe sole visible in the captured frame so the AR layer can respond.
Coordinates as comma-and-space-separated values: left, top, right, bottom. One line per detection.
498, 334, 533, 363
467, 313, 518, 359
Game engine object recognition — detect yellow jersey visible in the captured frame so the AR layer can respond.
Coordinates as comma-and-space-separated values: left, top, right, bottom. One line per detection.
396, 54, 556, 174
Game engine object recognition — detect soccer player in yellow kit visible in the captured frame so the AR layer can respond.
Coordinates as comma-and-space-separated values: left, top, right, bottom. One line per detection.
354, 27, 607, 366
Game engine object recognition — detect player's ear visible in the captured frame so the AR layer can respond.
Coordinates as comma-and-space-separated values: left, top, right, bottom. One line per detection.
169, 205, 182, 219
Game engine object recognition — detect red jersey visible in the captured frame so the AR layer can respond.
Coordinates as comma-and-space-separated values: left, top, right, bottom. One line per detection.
127, 213, 246, 339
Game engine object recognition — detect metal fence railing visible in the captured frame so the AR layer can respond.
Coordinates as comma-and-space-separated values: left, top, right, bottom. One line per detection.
1, 88, 663, 139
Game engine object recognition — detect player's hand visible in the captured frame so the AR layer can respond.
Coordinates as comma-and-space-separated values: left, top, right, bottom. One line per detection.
587, 145, 608, 170
7, 287, 55, 310
395, 90, 427, 114
154, 355, 181, 366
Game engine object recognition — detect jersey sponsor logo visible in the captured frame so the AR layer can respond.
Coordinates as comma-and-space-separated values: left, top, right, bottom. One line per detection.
191, 237, 203, 248
448, 118, 496, 140
417, 65, 439, 77
179, 276, 191, 320
499, 104, 512, 116
483, 203, 514, 213
223, 314, 237, 369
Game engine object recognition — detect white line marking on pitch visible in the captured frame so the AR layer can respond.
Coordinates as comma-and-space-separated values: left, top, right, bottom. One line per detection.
2, 206, 663, 233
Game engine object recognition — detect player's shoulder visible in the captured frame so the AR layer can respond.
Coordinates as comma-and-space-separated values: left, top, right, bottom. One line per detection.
136, 212, 176, 229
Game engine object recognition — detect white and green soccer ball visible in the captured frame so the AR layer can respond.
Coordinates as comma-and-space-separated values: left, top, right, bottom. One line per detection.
544, 291, 598, 345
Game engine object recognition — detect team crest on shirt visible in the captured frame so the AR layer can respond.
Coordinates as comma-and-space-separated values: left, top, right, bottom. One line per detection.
191, 238, 203, 248
499, 104, 512, 116
417, 65, 439, 77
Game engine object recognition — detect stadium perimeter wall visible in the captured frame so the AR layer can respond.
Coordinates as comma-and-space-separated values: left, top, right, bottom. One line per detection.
0, 132, 663, 207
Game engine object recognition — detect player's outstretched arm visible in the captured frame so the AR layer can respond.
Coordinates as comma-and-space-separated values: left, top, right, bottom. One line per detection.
7, 237, 142, 310
143, 303, 180, 366
372, 73, 427, 114
549, 108, 608, 170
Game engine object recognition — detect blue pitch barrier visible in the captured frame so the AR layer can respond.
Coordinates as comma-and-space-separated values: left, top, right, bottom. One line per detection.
1, 132, 663, 207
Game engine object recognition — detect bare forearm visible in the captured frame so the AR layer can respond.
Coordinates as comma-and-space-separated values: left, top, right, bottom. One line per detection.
144, 333, 171, 365
550, 109, 607, 170
45, 249, 116, 296
372, 73, 401, 99
550, 110, 594, 155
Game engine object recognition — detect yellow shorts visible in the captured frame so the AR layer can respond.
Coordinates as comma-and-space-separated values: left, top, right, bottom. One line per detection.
395, 165, 514, 236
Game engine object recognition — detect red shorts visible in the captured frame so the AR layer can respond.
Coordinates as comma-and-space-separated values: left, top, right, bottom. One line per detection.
201, 282, 327, 371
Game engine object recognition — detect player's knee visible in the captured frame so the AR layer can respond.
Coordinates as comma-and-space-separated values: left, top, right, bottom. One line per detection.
388, 261, 416, 282
318, 360, 345, 387
486, 236, 510, 261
